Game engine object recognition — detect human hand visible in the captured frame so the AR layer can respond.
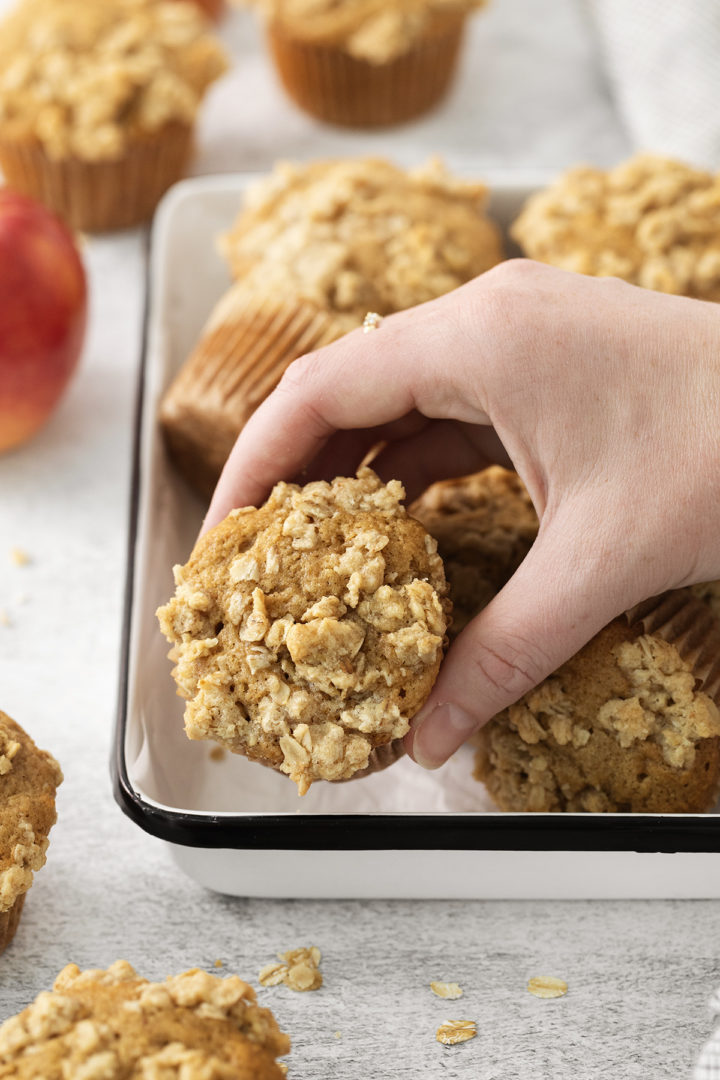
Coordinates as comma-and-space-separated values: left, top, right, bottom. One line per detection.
203, 260, 720, 769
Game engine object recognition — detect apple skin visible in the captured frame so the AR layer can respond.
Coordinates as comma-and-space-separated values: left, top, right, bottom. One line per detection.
0, 189, 88, 453
174, 0, 224, 19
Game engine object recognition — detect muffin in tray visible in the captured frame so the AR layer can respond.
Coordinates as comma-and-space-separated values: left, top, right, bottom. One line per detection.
160, 157, 504, 498
409, 466, 539, 639
511, 153, 720, 300
157, 468, 450, 794
0, 960, 290, 1077
240, 0, 488, 127
0, 0, 227, 231
474, 593, 720, 814
0, 710, 62, 954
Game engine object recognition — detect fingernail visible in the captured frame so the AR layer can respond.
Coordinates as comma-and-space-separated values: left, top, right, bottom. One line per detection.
410, 702, 478, 770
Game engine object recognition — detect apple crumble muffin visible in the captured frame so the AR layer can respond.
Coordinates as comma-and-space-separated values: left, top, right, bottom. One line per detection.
0, 710, 62, 954
474, 598, 720, 813
157, 469, 450, 793
0, 961, 289, 1077
511, 154, 720, 301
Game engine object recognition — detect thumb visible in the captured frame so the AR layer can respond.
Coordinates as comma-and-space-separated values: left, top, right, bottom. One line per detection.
406, 518, 644, 769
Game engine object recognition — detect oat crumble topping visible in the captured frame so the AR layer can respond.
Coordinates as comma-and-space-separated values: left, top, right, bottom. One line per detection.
0, 0, 227, 162
221, 157, 503, 333
0, 961, 290, 1077
157, 469, 449, 793
512, 154, 720, 301
0, 712, 62, 914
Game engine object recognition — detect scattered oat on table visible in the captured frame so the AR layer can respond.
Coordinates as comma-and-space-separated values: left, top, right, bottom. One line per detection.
209, 746, 226, 762
430, 981, 463, 1000
213, 958, 223, 968
527, 976, 568, 999
10, 548, 30, 567
436, 1020, 477, 1046
334, 1031, 342, 1039
0, 610, 10, 627
259, 947, 322, 992
277, 1064, 288, 1076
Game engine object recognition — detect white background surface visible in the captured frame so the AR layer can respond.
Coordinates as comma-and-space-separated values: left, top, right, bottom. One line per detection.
0, 1, 716, 1077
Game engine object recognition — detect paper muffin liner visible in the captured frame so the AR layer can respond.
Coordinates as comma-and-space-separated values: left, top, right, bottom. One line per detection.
266, 15, 466, 128
160, 284, 345, 498
625, 589, 720, 705
0, 894, 25, 956
0, 122, 194, 232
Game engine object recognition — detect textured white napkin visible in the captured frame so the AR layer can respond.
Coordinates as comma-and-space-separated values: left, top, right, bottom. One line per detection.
695, 989, 720, 1079
588, 0, 720, 169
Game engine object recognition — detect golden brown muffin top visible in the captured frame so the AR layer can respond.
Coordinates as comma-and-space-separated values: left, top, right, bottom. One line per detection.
0, 0, 227, 161
221, 157, 503, 333
0, 711, 62, 915
241, 0, 486, 62
511, 153, 720, 302
157, 469, 449, 793
0, 961, 290, 1078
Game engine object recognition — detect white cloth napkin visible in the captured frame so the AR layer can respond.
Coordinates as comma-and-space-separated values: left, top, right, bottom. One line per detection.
587, 0, 720, 169
694, 989, 720, 1079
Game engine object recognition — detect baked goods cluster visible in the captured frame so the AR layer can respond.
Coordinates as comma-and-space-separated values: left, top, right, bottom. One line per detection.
0, 961, 290, 1078
410, 468, 720, 814
157, 468, 450, 793
512, 153, 720, 301
159, 156, 503, 496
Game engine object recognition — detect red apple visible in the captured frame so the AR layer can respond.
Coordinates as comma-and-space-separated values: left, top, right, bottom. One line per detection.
0, 189, 87, 452
172, 0, 224, 19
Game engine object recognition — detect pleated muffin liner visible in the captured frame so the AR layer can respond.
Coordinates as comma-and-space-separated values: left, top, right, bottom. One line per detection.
266, 15, 466, 128
159, 283, 346, 498
625, 588, 720, 705
0, 893, 25, 956
0, 122, 194, 232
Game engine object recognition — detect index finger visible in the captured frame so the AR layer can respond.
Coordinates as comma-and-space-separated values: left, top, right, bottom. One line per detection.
203, 289, 489, 531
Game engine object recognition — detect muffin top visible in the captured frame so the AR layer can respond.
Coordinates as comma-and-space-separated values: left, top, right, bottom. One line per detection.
410, 467, 539, 638
221, 157, 503, 333
476, 609, 720, 813
0, 0, 227, 162
0, 961, 289, 1078
511, 153, 720, 302
0, 711, 62, 915
242, 0, 487, 62
157, 468, 450, 793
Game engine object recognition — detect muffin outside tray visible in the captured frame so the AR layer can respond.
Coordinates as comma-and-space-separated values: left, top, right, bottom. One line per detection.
113, 173, 720, 899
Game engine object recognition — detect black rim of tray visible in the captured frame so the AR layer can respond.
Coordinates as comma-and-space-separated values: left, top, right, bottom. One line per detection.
112, 186, 720, 855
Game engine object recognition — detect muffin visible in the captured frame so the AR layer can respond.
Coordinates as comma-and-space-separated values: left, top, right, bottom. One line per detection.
160, 286, 346, 499
511, 153, 720, 300
157, 468, 450, 793
0, 710, 62, 954
160, 157, 504, 497
241, 0, 488, 127
410, 467, 538, 638
474, 592, 720, 813
0, 0, 227, 231
0, 960, 290, 1077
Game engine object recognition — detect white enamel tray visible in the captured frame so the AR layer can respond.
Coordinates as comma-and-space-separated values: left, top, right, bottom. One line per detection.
114, 172, 720, 899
